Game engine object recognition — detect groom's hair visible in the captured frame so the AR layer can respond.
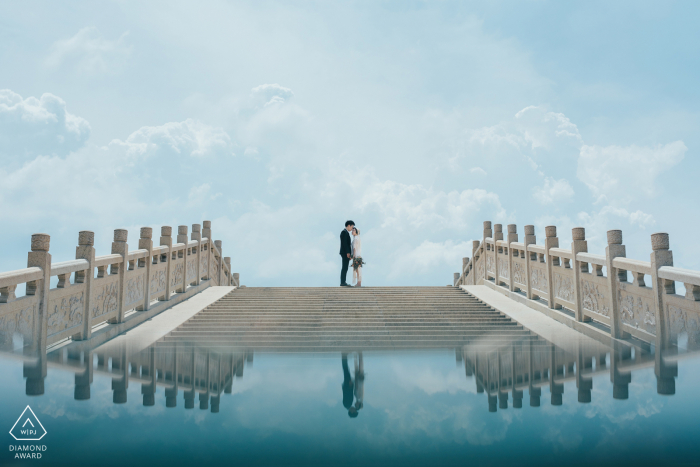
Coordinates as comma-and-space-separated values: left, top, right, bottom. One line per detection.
345, 220, 355, 227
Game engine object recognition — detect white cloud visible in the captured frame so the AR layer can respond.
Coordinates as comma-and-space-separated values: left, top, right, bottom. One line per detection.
470, 167, 487, 176
251, 83, 294, 108
113, 118, 232, 161
0, 89, 90, 160
532, 177, 574, 205
576, 141, 686, 204
46, 27, 131, 73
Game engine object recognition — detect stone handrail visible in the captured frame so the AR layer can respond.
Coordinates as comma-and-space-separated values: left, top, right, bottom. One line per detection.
0, 220, 240, 351
455, 221, 700, 348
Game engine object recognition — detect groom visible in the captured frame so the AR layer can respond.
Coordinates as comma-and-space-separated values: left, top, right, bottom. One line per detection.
339, 220, 354, 287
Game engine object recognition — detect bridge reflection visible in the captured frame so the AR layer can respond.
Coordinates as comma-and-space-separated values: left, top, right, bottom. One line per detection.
6, 330, 690, 413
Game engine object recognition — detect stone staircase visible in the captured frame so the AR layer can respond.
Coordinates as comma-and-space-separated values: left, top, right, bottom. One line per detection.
159, 286, 537, 351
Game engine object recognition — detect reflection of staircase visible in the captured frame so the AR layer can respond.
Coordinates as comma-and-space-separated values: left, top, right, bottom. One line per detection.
160, 287, 536, 351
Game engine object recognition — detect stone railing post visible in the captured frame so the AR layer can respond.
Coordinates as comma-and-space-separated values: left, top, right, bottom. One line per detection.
137, 227, 153, 311
160, 226, 173, 301
650, 232, 677, 395
483, 221, 492, 283
177, 225, 188, 293
461, 257, 468, 285
507, 224, 517, 292
192, 224, 202, 286
524, 225, 536, 299
454, 272, 460, 286
571, 227, 588, 322
111, 229, 128, 323
26, 233, 51, 354
493, 224, 503, 284
544, 226, 559, 309
471, 240, 479, 285
202, 220, 212, 280
233, 273, 240, 287
224, 257, 231, 285
215, 240, 223, 285
605, 230, 629, 339
76, 231, 95, 340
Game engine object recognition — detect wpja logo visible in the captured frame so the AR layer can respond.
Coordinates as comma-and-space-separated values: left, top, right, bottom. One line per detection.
9, 406, 47, 460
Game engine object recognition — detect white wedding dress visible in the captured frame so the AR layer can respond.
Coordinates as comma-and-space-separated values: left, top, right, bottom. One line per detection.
352, 235, 362, 286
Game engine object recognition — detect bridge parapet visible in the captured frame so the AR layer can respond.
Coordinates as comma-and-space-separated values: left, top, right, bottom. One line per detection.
455, 221, 700, 348
0, 222, 238, 351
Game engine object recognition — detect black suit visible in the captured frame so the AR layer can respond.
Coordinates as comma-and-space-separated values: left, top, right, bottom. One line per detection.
340, 229, 352, 285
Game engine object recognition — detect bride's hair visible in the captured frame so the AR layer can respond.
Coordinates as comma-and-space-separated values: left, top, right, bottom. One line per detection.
353, 227, 360, 235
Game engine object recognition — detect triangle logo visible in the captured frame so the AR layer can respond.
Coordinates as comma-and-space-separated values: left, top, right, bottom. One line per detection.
9, 406, 46, 441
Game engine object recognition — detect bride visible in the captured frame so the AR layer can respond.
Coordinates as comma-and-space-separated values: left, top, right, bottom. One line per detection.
351, 227, 364, 287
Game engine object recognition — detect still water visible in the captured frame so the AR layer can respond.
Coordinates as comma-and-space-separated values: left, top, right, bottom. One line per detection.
1, 337, 699, 467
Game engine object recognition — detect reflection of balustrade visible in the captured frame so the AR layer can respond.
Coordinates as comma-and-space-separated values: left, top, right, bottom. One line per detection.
459, 330, 681, 412
15, 339, 251, 412
0, 222, 240, 376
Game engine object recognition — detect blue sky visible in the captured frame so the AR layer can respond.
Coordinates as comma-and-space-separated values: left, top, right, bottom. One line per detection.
1, 1, 698, 286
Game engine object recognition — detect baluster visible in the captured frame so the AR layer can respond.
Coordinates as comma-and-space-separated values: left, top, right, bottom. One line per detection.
192, 224, 202, 286
160, 226, 173, 301
177, 225, 188, 293
111, 229, 128, 324
507, 224, 517, 292
544, 226, 559, 309
605, 230, 629, 339
571, 227, 588, 322
76, 231, 95, 340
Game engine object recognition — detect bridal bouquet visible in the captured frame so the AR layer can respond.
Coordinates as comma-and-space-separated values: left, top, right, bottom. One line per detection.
352, 256, 365, 270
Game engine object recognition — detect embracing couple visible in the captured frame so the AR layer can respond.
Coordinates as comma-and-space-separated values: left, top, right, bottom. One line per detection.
340, 220, 364, 287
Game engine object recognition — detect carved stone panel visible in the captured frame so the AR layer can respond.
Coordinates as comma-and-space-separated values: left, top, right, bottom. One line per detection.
553, 272, 574, 303
92, 278, 119, 318
0, 304, 34, 337
48, 291, 84, 335
477, 258, 484, 284
200, 254, 209, 278
619, 290, 656, 334
668, 305, 700, 349
531, 267, 548, 294
513, 262, 526, 286
581, 279, 609, 317
150, 268, 166, 296
486, 255, 495, 275
125, 274, 145, 307
170, 262, 184, 288
498, 258, 509, 279
186, 259, 196, 282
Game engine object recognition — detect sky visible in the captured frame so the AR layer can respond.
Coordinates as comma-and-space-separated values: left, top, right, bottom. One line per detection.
1, 0, 699, 286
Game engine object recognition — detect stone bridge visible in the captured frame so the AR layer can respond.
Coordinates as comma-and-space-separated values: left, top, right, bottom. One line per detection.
0, 219, 698, 412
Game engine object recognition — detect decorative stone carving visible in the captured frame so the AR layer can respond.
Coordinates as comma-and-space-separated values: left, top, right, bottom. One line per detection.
186, 259, 196, 281
48, 291, 84, 335
531, 268, 548, 293
78, 231, 94, 246
498, 258, 509, 279
553, 273, 574, 303
486, 255, 495, 274
513, 262, 526, 285
668, 305, 700, 348
581, 280, 609, 316
92, 280, 119, 318
0, 304, 34, 337
477, 258, 484, 283
170, 262, 184, 287
201, 254, 209, 277
125, 275, 144, 306
619, 292, 656, 333
150, 269, 166, 295
114, 229, 128, 242
651, 232, 669, 251
31, 233, 50, 252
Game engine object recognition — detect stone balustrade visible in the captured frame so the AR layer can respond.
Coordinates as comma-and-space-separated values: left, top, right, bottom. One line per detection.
455, 221, 700, 348
0, 221, 239, 351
